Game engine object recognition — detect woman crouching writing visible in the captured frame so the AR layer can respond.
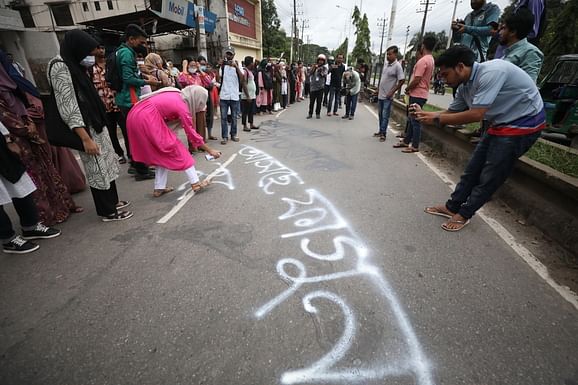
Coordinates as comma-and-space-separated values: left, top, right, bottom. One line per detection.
126, 85, 221, 197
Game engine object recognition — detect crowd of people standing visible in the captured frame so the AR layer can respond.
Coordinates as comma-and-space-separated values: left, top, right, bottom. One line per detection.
1, 0, 550, 256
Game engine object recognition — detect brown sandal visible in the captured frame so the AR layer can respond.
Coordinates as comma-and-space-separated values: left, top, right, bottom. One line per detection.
402, 147, 419, 153
424, 206, 454, 219
393, 142, 409, 148
191, 179, 211, 193
441, 218, 471, 232
153, 187, 174, 197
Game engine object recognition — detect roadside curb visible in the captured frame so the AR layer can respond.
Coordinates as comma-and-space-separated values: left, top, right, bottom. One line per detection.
388, 98, 578, 256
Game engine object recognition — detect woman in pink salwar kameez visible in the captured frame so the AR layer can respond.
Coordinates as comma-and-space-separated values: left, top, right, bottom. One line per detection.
126, 85, 221, 197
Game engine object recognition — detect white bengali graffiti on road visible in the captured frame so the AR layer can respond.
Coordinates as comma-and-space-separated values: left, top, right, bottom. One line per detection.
238, 145, 434, 385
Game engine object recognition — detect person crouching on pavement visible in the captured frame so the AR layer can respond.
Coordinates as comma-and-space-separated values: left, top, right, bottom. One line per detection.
126, 86, 221, 197
415, 46, 545, 232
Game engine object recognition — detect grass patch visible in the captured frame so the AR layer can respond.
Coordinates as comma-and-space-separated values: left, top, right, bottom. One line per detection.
525, 140, 578, 178
423, 104, 442, 112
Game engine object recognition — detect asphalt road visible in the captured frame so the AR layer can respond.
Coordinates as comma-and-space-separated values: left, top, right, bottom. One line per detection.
1, 99, 577, 385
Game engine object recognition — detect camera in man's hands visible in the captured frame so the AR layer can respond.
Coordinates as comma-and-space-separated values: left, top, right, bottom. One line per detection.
452, 19, 465, 30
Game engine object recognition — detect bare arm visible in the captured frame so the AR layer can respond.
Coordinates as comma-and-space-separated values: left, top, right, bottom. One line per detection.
415, 107, 488, 126
388, 79, 405, 98
405, 76, 422, 94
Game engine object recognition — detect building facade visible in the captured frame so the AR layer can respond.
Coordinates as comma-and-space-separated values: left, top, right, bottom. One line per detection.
0, 0, 262, 92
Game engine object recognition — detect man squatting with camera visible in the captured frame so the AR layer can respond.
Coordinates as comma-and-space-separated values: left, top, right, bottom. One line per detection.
414, 46, 545, 232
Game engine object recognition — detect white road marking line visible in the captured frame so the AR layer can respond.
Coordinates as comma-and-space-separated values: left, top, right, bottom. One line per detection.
275, 108, 288, 118
364, 104, 400, 137
156, 154, 237, 224
366, 103, 578, 311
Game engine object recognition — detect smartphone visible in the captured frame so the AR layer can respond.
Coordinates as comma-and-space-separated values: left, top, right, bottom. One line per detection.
205, 154, 215, 161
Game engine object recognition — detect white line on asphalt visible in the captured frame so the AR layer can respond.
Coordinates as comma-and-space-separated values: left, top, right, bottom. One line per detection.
156, 153, 237, 224
364, 104, 578, 311
275, 108, 288, 119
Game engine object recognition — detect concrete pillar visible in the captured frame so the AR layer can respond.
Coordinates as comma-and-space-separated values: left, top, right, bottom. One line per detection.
196, 1, 207, 58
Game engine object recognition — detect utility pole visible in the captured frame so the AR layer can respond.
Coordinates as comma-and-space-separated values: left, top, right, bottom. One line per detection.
386, 0, 397, 44
299, 18, 309, 61
375, 16, 387, 87
290, 0, 297, 64
290, 15, 294, 64
447, 0, 461, 48
417, 0, 435, 48
403, 25, 411, 57
306, 35, 310, 64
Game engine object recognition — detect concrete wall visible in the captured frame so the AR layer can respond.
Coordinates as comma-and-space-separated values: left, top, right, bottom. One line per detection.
0, 30, 59, 91
18, 30, 60, 92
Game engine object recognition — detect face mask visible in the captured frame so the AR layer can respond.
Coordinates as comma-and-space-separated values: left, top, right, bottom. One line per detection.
188, 67, 197, 74
200, 65, 207, 72
137, 60, 145, 66
80, 55, 95, 67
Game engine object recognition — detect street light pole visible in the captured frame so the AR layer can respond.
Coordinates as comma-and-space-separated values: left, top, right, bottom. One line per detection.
447, 0, 460, 48
336, 5, 352, 65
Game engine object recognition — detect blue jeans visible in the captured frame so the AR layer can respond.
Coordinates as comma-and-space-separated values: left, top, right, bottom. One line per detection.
345, 93, 358, 117
404, 96, 427, 148
378, 98, 393, 135
220, 99, 240, 139
446, 131, 540, 219
327, 86, 340, 113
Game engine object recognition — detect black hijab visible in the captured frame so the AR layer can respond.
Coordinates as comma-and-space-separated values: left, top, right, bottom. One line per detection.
59, 30, 107, 134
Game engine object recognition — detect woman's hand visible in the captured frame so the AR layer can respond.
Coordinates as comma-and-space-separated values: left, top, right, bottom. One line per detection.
82, 137, 100, 155
208, 149, 221, 159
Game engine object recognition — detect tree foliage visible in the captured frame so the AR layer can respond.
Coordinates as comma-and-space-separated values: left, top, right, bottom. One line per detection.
261, 0, 290, 58
408, 31, 447, 55
350, 6, 372, 65
537, 0, 578, 77
332, 38, 348, 58
301, 44, 331, 64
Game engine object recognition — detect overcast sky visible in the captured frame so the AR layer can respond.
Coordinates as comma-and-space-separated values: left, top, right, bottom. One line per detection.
274, 0, 511, 54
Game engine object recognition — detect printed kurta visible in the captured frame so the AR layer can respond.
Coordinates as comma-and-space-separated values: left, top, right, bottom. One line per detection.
48, 56, 119, 190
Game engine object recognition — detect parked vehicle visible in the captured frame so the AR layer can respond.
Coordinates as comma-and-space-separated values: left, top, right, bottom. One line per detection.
433, 78, 445, 95
539, 55, 578, 148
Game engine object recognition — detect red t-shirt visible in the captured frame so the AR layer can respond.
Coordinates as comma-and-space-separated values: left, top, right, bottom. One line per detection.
409, 54, 435, 99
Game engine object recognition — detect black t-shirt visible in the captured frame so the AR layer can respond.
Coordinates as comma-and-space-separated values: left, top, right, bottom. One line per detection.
330, 63, 345, 87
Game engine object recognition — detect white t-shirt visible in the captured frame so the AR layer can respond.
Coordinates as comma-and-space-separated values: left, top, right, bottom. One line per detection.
221, 65, 240, 101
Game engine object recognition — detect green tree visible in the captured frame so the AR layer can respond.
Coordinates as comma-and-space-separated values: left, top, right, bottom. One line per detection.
537, 0, 578, 78
408, 31, 445, 55
261, 0, 290, 58
350, 6, 372, 65
301, 44, 331, 64
332, 38, 348, 58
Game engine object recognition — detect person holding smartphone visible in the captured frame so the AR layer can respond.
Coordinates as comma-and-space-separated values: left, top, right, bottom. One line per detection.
217, 46, 248, 145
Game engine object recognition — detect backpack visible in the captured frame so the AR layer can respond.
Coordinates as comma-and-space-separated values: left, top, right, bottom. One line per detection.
105, 48, 122, 91
262, 69, 273, 90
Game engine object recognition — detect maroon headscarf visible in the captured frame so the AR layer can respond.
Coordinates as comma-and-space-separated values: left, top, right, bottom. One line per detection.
0, 64, 28, 117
